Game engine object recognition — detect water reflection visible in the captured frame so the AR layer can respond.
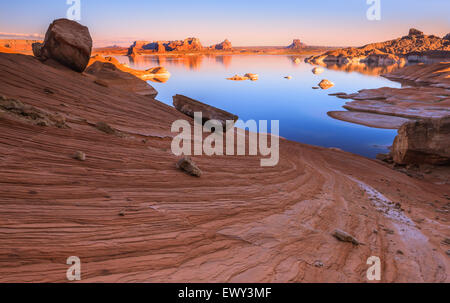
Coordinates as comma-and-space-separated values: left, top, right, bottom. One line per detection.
309, 61, 406, 76
114, 54, 402, 158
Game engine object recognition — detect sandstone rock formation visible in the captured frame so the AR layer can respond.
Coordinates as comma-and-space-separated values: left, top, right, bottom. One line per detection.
0, 39, 42, 54
127, 38, 203, 54
305, 29, 450, 66
329, 62, 450, 127
85, 61, 158, 97
382, 62, 450, 89
287, 39, 306, 50
408, 28, 423, 36
392, 117, 450, 165
211, 39, 232, 50
173, 94, 238, 130
327, 111, 412, 129
33, 19, 93, 72
227, 74, 249, 81
227, 73, 258, 81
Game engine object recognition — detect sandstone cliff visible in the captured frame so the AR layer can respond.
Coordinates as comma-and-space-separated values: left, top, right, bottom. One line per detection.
127, 38, 203, 55
306, 29, 450, 65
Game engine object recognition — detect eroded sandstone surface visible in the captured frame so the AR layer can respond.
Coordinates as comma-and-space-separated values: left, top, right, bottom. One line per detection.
0, 51, 449, 283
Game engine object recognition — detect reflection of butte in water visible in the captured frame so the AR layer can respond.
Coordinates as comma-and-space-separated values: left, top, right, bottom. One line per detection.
310, 61, 406, 76
130, 54, 234, 70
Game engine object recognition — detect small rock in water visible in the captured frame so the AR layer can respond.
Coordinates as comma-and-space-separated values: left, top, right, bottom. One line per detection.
73, 151, 86, 161
318, 79, 334, 89
312, 67, 324, 74
312, 86, 319, 89
176, 156, 202, 177
244, 73, 259, 81
332, 229, 360, 245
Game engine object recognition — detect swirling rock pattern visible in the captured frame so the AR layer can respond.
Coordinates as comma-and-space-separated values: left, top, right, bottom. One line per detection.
0, 52, 449, 282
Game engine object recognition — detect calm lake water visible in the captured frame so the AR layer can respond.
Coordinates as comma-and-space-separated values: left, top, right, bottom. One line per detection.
115, 54, 402, 158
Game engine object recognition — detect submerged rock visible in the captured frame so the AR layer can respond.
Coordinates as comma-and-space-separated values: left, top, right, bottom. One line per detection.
176, 157, 202, 177
392, 117, 450, 165
33, 19, 93, 72
227, 74, 249, 81
312, 67, 324, 74
173, 94, 238, 130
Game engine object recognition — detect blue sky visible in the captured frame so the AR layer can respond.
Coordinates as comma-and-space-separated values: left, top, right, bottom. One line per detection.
0, 0, 449, 47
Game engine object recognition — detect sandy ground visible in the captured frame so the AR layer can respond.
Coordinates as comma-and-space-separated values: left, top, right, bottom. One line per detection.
0, 53, 449, 282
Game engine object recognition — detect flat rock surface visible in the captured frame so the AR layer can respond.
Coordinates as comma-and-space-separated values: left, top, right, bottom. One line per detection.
327, 111, 413, 129
0, 53, 449, 282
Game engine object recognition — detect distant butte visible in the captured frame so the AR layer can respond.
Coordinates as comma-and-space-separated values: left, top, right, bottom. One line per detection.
287, 39, 307, 50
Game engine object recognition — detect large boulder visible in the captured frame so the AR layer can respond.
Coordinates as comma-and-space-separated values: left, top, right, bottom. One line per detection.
173, 94, 238, 130
85, 61, 157, 97
33, 19, 92, 72
392, 117, 450, 165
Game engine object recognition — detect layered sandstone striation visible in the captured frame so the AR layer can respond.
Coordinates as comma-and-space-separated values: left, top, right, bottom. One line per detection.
85, 61, 158, 97
0, 51, 449, 283
329, 62, 450, 125
306, 29, 450, 66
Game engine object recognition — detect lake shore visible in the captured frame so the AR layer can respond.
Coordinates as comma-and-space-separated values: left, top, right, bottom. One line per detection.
1, 50, 449, 282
